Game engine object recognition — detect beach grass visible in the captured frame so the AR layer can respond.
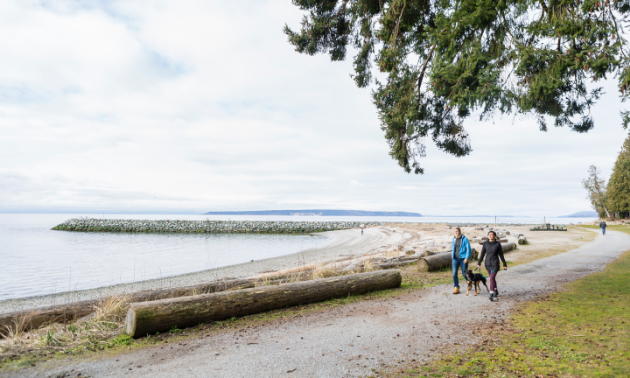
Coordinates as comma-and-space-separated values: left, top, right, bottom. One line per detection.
383, 226, 630, 378
0, 265, 452, 371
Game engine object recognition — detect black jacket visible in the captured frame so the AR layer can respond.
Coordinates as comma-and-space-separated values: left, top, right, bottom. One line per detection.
478, 240, 507, 272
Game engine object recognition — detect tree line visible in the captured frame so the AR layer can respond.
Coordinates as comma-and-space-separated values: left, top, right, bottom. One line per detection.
583, 135, 630, 219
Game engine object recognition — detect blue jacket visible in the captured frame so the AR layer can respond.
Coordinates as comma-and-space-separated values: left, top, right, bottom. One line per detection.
451, 235, 471, 260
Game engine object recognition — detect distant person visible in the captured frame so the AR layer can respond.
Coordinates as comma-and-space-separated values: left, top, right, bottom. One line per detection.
600, 220, 607, 235
477, 231, 507, 301
451, 227, 471, 294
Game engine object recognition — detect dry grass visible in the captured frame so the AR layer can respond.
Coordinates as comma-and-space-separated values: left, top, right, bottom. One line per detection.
0, 295, 132, 368
1, 314, 32, 343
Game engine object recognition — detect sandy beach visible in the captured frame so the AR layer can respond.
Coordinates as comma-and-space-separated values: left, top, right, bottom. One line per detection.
0, 223, 593, 315
0, 226, 411, 314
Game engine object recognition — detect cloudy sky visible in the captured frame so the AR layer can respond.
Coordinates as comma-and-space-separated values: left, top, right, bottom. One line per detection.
0, 0, 627, 216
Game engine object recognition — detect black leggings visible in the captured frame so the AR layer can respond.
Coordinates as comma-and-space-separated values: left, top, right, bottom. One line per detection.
489, 270, 499, 292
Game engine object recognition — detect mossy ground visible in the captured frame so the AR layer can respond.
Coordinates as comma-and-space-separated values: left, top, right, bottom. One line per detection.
383, 226, 630, 378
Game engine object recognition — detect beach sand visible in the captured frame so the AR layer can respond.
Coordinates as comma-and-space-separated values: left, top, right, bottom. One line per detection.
0, 223, 593, 314
0, 226, 410, 313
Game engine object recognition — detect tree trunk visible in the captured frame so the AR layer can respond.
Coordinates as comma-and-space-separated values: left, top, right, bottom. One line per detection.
416, 252, 451, 272
0, 278, 256, 336
517, 235, 527, 245
502, 242, 517, 252
375, 260, 418, 269
478, 239, 507, 245
125, 270, 402, 338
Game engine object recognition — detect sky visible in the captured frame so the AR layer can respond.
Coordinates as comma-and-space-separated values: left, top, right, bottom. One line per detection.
0, 0, 627, 217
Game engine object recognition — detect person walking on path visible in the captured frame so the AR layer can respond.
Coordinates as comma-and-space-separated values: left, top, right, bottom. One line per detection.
478, 230, 507, 301
451, 227, 471, 294
600, 220, 607, 235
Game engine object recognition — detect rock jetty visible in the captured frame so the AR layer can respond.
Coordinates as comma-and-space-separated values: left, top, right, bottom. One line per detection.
52, 219, 383, 234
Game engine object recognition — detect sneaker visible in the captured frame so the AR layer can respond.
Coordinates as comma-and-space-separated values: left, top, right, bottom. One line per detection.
494, 289, 499, 297
489, 293, 494, 302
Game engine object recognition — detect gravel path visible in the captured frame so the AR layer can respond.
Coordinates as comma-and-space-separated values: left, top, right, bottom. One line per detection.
5, 229, 628, 378
0, 227, 407, 314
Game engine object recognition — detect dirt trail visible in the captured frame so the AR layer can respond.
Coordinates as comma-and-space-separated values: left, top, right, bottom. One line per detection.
5, 229, 629, 378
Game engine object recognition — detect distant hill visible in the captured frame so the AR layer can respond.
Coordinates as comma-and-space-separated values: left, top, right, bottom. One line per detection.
203, 209, 422, 217
561, 211, 599, 217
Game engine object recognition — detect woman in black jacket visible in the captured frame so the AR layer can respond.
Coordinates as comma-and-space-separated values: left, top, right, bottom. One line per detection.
477, 231, 507, 301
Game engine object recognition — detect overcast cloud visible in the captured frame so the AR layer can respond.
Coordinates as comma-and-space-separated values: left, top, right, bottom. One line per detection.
0, 0, 627, 216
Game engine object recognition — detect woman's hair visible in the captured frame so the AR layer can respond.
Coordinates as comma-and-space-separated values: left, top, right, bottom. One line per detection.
488, 230, 497, 238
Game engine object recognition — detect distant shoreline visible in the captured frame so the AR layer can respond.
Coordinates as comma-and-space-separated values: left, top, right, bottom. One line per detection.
203, 209, 422, 217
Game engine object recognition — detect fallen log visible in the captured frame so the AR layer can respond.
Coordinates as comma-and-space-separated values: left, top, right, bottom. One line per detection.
375, 260, 418, 269
125, 270, 402, 338
517, 235, 527, 245
502, 242, 517, 252
478, 238, 507, 245
416, 252, 451, 272
0, 278, 257, 336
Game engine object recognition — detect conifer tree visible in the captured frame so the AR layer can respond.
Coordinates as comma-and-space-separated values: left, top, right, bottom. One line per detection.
583, 165, 610, 218
285, 0, 630, 173
607, 135, 630, 218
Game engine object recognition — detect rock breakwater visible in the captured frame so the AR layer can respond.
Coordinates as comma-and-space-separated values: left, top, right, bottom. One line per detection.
52, 219, 384, 234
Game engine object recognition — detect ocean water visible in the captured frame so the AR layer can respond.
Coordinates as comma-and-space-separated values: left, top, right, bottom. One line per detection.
0, 213, 595, 301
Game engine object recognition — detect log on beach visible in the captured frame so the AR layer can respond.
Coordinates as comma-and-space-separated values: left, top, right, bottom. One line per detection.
416, 252, 451, 272
125, 270, 402, 338
375, 260, 418, 269
517, 235, 527, 245
0, 278, 257, 336
501, 242, 517, 252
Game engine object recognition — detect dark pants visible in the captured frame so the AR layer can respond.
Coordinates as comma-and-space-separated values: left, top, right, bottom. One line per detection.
602, 227, 606, 235
489, 270, 499, 292
452, 258, 468, 288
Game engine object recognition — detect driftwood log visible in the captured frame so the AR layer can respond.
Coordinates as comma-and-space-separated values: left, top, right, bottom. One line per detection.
125, 270, 402, 338
416, 252, 451, 272
501, 242, 517, 252
478, 238, 507, 245
517, 235, 527, 245
417, 243, 514, 272
0, 278, 259, 336
375, 260, 418, 269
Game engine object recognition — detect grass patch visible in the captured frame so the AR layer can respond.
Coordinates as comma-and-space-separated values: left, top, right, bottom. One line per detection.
384, 226, 630, 378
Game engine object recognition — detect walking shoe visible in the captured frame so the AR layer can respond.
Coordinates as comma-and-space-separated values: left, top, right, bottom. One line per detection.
494, 289, 499, 297
489, 293, 494, 302
453, 287, 460, 294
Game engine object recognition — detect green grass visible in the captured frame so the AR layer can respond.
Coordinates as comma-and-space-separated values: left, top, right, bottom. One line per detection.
386, 226, 630, 378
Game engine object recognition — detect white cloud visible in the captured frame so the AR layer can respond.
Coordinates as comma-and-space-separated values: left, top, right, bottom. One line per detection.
0, 0, 626, 216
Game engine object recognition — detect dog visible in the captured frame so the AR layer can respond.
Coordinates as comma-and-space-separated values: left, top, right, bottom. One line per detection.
466, 269, 489, 296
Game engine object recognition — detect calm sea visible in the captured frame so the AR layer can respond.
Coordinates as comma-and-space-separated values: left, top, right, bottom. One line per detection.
0, 213, 594, 301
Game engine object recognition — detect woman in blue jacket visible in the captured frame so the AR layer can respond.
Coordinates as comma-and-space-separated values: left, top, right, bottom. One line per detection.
451, 227, 471, 294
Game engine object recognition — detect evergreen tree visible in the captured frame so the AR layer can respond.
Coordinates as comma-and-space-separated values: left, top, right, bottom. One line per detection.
583, 165, 610, 218
285, 0, 630, 173
607, 135, 630, 218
